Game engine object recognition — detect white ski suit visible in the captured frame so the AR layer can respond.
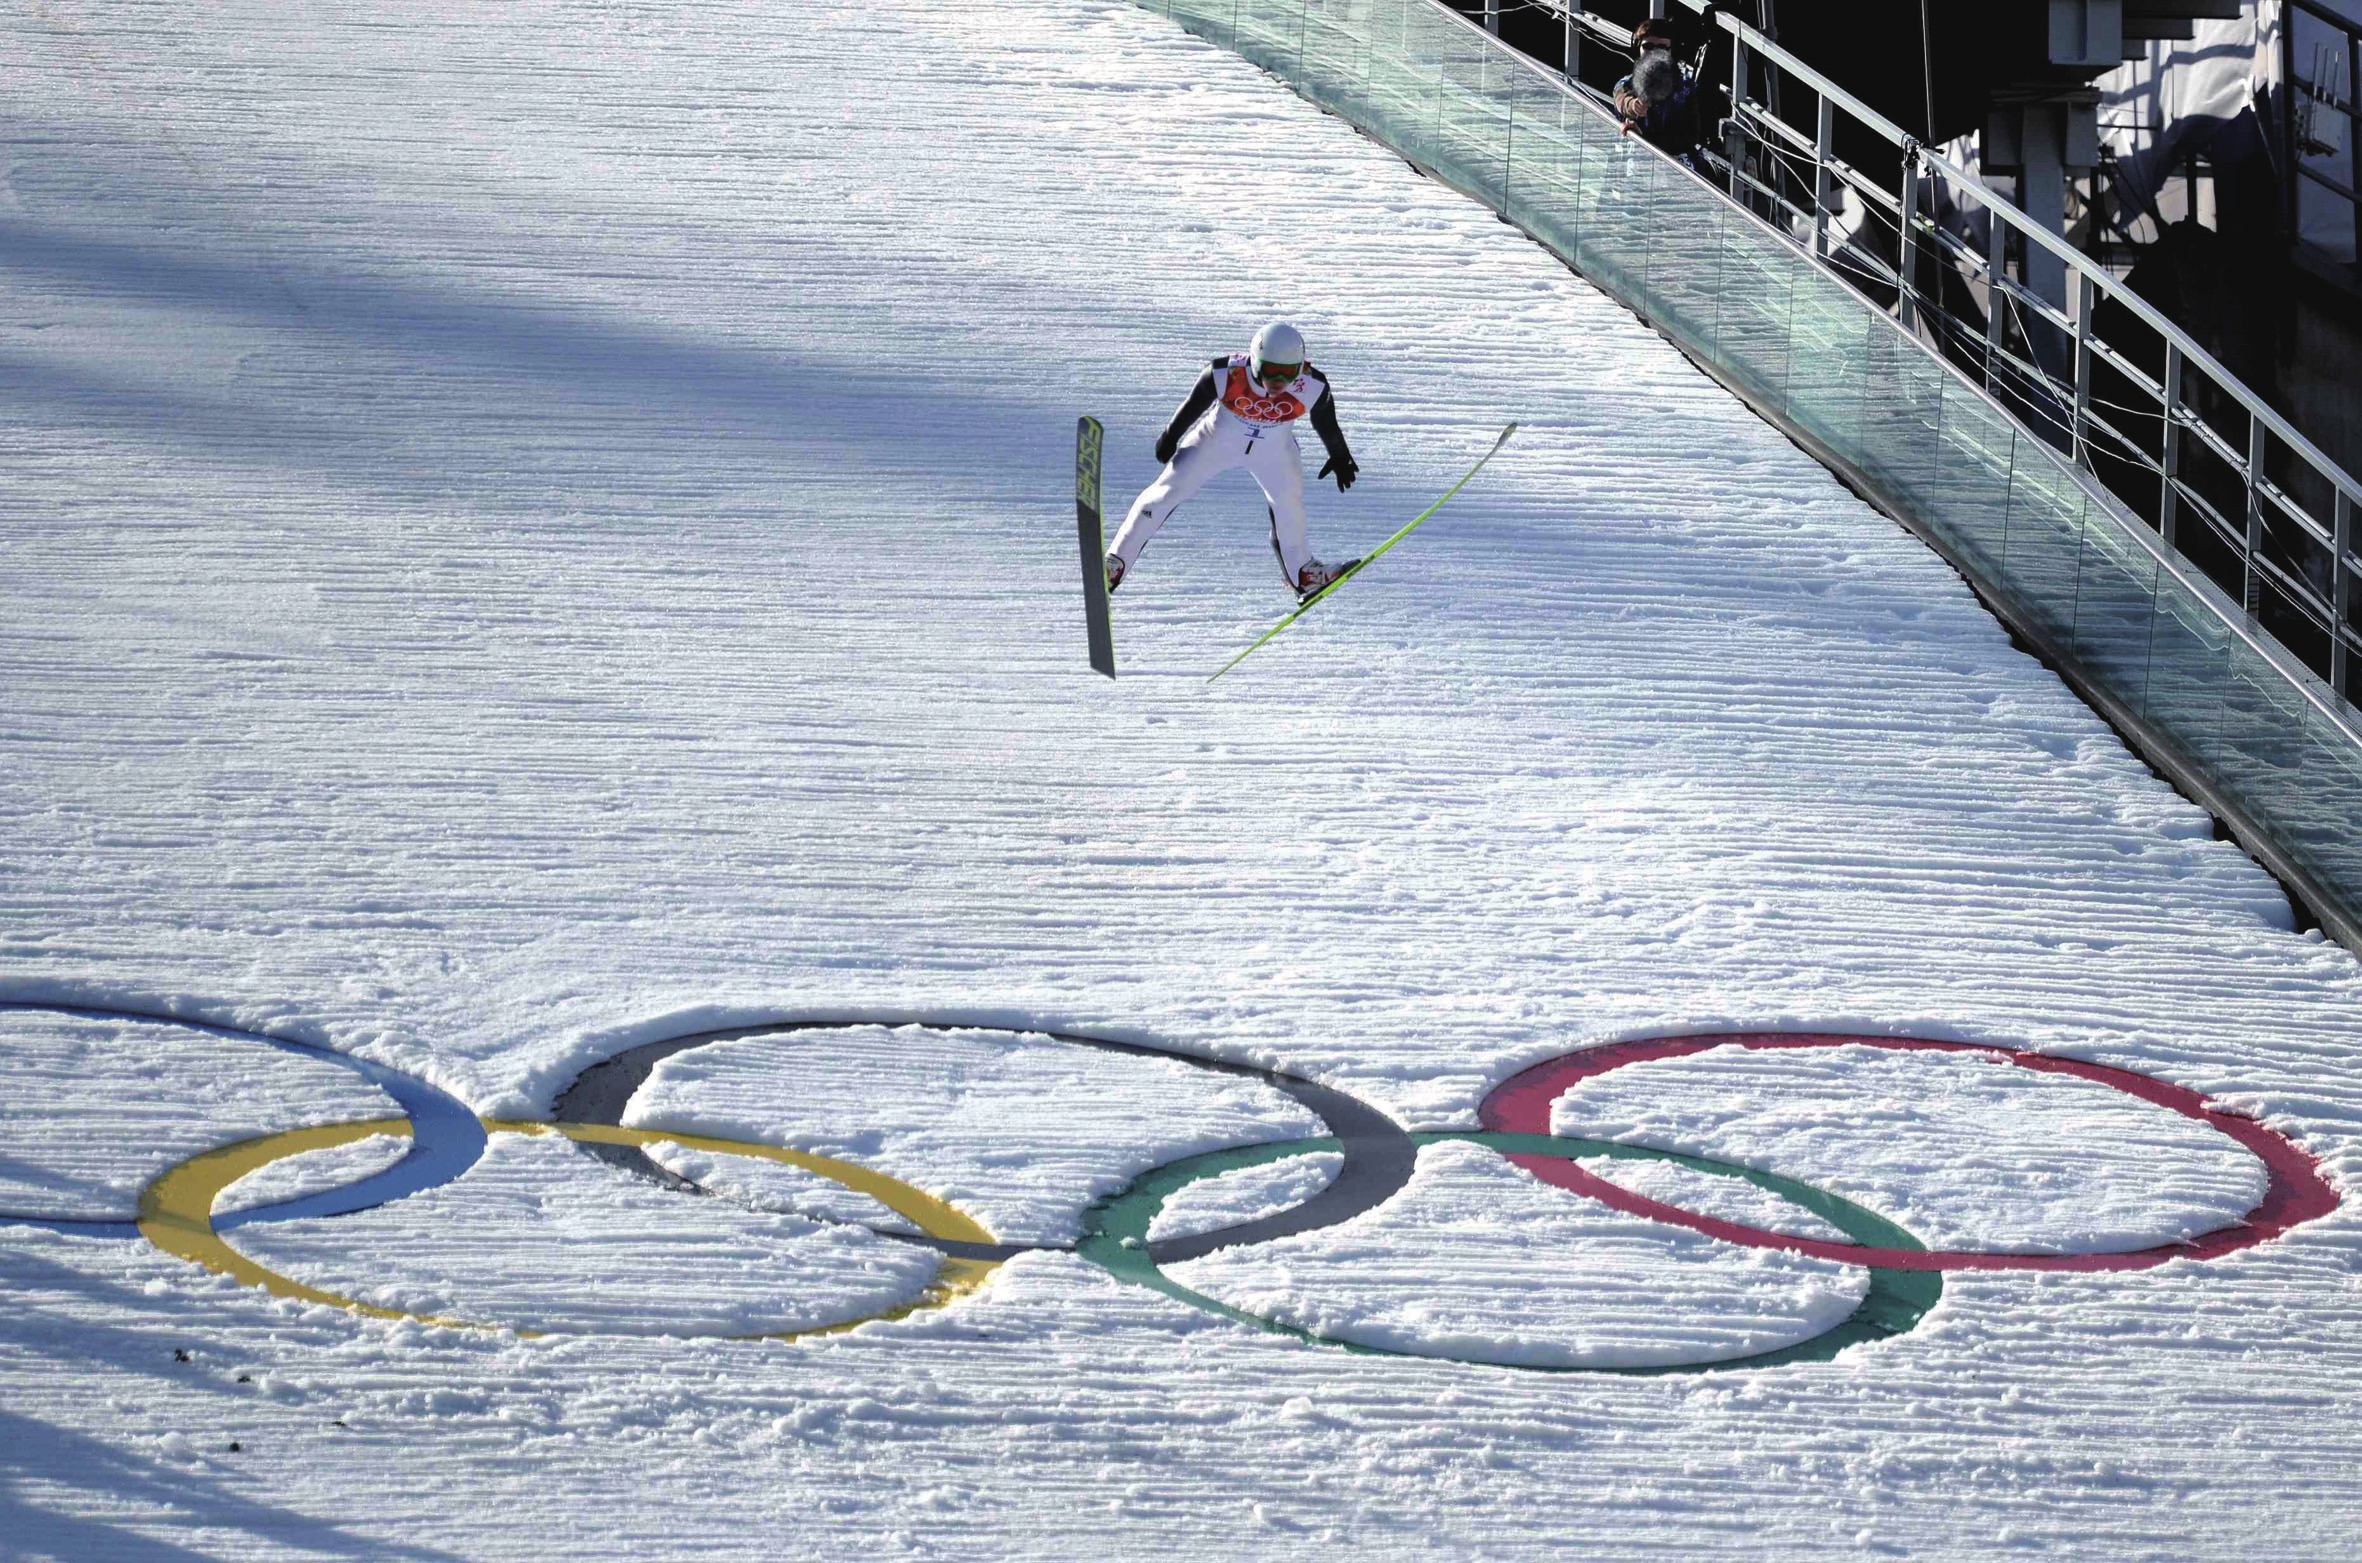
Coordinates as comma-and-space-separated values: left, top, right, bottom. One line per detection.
1108, 352, 1355, 588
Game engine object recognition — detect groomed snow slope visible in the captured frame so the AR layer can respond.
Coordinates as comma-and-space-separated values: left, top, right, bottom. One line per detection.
3, 1, 2361, 1558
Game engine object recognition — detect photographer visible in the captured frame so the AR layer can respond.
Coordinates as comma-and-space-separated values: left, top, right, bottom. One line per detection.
1612, 13, 1724, 174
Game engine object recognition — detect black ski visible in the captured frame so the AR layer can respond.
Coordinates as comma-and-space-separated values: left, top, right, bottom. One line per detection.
1075, 415, 1115, 679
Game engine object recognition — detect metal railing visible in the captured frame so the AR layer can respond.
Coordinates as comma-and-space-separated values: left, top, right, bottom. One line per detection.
1133, 0, 2362, 949
1505, 0, 2362, 709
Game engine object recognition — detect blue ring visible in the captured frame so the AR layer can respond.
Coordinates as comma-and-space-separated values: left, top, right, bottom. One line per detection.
0, 1000, 484, 1236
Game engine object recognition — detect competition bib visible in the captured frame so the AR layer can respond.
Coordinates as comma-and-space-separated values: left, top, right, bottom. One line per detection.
1219, 356, 1311, 427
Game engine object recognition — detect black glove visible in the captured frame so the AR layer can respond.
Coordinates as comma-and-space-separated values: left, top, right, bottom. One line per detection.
1319, 454, 1358, 491
1154, 430, 1178, 465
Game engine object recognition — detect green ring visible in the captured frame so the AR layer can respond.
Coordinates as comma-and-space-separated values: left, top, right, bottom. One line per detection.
1076, 1131, 1941, 1375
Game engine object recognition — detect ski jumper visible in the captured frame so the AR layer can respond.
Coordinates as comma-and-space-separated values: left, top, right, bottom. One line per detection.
1108, 354, 1355, 587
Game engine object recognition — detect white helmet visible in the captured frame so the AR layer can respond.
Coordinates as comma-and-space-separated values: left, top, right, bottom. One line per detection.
1249, 320, 1306, 382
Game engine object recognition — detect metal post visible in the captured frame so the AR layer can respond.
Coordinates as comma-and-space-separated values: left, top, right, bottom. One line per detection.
1984, 203, 2007, 392
2072, 271, 2095, 468
1898, 140, 1920, 331
2160, 341, 2183, 547
1502, 62, 1514, 216
1484, 0, 1499, 35
2245, 412, 2268, 617
2337, 487, 2353, 701
1726, 28, 1749, 203
2351, 29, 2362, 268
1565, 1, 1582, 85
1812, 92, 1834, 258
1919, 0, 1938, 141
2283, 6, 2298, 252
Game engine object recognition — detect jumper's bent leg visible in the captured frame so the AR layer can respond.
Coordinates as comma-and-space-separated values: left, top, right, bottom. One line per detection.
1108, 436, 1224, 576
1251, 436, 1312, 587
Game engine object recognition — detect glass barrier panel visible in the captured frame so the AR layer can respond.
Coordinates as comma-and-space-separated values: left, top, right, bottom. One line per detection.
1512, 98, 1611, 279
1574, 139, 1669, 320
1707, 217, 1800, 412
1432, 47, 1511, 201
1502, 68, 1586, 254
1923, 382, 2019, 584
1784, 261, 1874, 472
1364, 9, 1440, 167
2297, 702, 2362, 890
2143, 573, 2236, 775
1162, 0, 1237, 49
1641, 168, 1733, 356
1298, 2, 1372, 118
2218, 646, 2320, 784
2068, 506, 2164, 712
1854, 319, 1949, 511
1231, 0, 1303, 73
2002, 445, 2092, 646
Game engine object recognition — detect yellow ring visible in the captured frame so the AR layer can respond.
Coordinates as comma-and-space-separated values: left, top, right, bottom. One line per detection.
137, 1117, 1002, 1339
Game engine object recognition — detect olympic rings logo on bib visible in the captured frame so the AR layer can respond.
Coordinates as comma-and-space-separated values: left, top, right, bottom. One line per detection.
1224, 390, 1306, 424
2, 1004, 2338, 1375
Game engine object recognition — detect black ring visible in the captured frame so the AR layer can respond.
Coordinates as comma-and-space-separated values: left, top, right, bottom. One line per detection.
541, 1019, 1415, 1264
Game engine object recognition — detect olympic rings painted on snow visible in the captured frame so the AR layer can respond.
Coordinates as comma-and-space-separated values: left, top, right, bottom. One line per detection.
1, 1005, 2341, 1370
1479, 1034, 2343, 1273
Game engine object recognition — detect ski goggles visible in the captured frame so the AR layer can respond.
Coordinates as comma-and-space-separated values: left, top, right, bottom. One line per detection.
1253, 361, 1302, 384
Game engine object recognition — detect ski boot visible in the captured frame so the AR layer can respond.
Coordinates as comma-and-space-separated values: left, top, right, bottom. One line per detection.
1294, 556, 1358, 605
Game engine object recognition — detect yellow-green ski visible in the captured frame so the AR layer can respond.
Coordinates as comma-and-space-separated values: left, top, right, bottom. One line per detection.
1208, 422, 1517, 683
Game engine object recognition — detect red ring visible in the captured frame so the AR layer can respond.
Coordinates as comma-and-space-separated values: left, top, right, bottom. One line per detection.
1478, 1033, 2339, 1272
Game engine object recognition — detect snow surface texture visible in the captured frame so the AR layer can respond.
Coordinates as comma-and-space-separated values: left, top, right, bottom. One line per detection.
629, 1025, 1324, 1243
0, 1010, 397, 1220
228, 1131, 943, 1337
1147, 1151, 1345, 1244
3, 0, 2361, 1557
643, 1138, 919, 1236
1168, 1139, 1871, 1368
212, 1133, 412, 1220
1576, 1149, 1857, 1245
1550, 1043, 2273, 1252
